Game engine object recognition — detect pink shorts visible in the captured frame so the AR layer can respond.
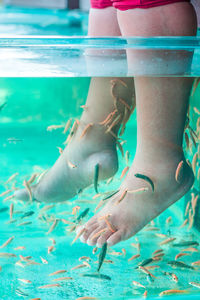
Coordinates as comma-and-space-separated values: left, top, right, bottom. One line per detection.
91, 0, 190, 10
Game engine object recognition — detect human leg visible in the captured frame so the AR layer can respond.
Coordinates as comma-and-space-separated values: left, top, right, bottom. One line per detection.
14, 6, 135, 203
82, 2, 197, 247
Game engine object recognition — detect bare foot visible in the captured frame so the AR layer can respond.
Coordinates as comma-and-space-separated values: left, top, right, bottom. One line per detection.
81, 154, 194, 247
14, 123, 118, 203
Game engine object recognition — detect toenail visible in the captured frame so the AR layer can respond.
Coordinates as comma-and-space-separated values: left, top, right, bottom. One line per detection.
87, 239, 94, 246
80, 236, 86, 243
96, 243, 101, 248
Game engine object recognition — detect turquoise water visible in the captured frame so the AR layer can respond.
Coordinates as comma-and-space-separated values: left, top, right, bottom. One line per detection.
0, 78, 200, 300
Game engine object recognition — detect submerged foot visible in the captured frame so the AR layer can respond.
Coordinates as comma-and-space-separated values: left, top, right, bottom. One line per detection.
14, 123, 118, 203
81, 153, 194, 247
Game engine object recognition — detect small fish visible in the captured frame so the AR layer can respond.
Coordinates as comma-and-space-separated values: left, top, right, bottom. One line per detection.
136, 258, 154, 269
0, 252, 16, 258
138, 266, 156, 279
80, 273, 111, 281
57, 147, 63, 155
0, 190, 12, 197
67, 160, 77, 169
20, 211, 34, 219
79, 256, 91, 262
23, 180, 32, 202
5, 173, 19, 185
40, 204, 55, 213
172, 241, 199, 247
179, 219, 188, 228
63, 118, 72, 134
18, 278, 32, 284
146, 265, 160, 270
83, 261, 91, 268
0, 207, 9, 213
175, 252, 190, 260
171, 273, 178, 283
191, 194, 199, 214
99, 215, 116, 233
144, 226, 159, 232
128, 254, 140, 261
105, 114, 122, 133
120, 166, 129, 180
189, 282, 200, 288
184, 132, 190, 150
91, 228, 107, 241
152, 249, 163, 255
159, 289, 188, 296
40, 257, 48, 264
19, 255, 32, 262
48, 246, 55, 254
71, 264, 87, 271
143, 290, 147, 297
110, 250, 122, 256
26, 260, 41, 266
94, 164, 99, 194
15, 288, 29, 297
80, 123, 93, 139
14, 246, 25, 250
175, 161, 184, 183
17, 221, 32, 227
3, 194, 15, 203
38, 283, 61, 289
127, 187, 149, 195
122, 248, 126, 256
71, 227, 86, 245
181, 247, 198, 252
160, 237, 176, 246
27, 173, 38, 185
192, 153, 198, 175
97, 242, 107, 272
134, 173, 154, 192
72, 205, 81, 215
99, 110, 117, 126
0, 236, 14, 248
166, 216, 172, 224
191, 260, 200, 266
153, 253, 165, 260
47, 125, 64, 131
194, 106, 200, 115
49, 270, 67, 276
61, 219, 75, 225
47, 219, 59, 235
132, 281, 145, 289
10, 203, 14, 220
167, 261, 195, 270
102, 190, 119, 201
92, 247, 98, 254
77, 208, 90, 222
52, 277, 73, 282
115, 190, 127, 205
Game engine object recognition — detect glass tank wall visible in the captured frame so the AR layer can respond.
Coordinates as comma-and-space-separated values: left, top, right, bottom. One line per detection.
0, 8, 200, 300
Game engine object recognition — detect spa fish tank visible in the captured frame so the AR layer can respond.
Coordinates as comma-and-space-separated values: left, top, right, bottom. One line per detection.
0, 7, 200, 300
